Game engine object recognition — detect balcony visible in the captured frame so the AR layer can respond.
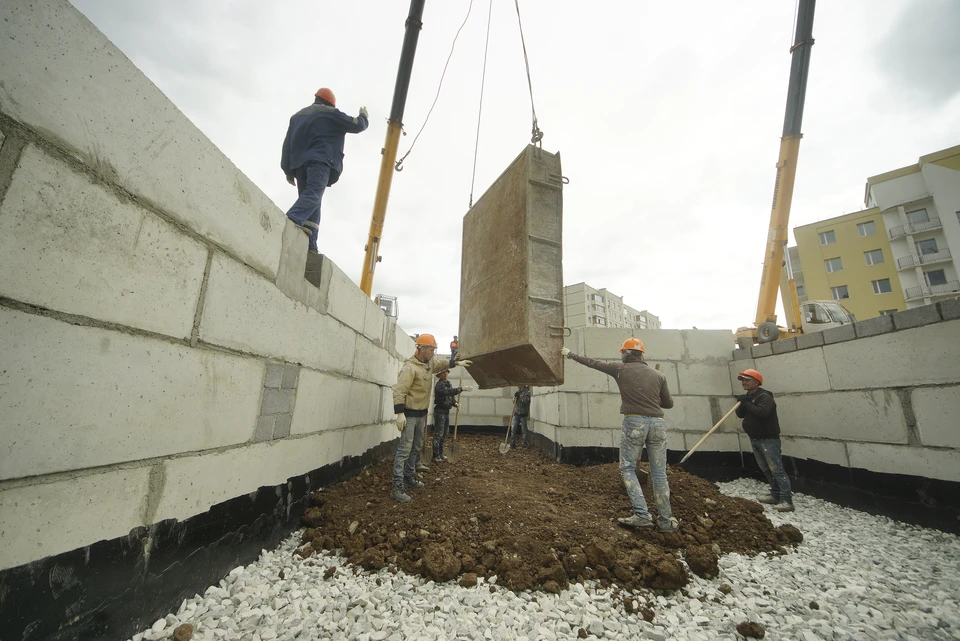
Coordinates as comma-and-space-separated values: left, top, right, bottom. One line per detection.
904, 280, 960, 301
897, 248, 953, 270
888, 217, 942, 240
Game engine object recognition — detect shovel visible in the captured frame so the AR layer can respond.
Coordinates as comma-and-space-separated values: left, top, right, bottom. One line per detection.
679, 402, 741, 465
446, 377, 463, 464
498, 396, 518, 454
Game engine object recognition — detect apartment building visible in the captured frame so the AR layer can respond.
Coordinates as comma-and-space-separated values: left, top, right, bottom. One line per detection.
563, 282, 661, 330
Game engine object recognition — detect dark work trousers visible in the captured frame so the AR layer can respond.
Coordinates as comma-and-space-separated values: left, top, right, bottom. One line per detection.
433, 411, 451, 458
286, 162, 331, 252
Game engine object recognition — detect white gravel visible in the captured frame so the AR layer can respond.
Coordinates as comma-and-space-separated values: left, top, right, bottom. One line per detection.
130, 478, 960, 641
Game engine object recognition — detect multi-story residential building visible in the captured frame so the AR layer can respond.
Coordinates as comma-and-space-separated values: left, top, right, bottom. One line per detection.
864, 144, 960, 309
792, 207, 905, 321
563, 282, 661, 330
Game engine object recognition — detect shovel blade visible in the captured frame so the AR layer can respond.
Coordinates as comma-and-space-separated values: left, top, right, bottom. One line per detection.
446, 441, 459, 464
499, 442, 511, 454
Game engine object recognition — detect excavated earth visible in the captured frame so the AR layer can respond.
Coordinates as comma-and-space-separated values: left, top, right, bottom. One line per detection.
297, 434, 802, 601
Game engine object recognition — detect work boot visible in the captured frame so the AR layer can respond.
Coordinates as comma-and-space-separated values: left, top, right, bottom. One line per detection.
390, 487, 411, 503
773, 501, 795, 512
405, 478, 425, 490
617, 514, 654, 529
416, 463, 430, 472
756, 495, 779, 505
659, 518, 680, 534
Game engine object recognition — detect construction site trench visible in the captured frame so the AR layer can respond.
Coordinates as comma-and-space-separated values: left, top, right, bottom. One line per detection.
296, 435, 802, 602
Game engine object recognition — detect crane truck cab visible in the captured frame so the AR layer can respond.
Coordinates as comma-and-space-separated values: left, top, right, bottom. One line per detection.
800, 300, 856, 334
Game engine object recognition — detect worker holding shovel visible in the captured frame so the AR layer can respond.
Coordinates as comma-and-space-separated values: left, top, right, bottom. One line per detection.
562, 339, 679, 533
736, 369, 794, 512
432, 369, 471, 462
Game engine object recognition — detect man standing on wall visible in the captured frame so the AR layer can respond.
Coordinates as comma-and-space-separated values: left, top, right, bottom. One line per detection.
280, 87, 369, 254
509, 385, 532, 449
392, 335, 471, 502
432, 369, 471, 462
562, 339, 679, 533
735, 368, 794, 512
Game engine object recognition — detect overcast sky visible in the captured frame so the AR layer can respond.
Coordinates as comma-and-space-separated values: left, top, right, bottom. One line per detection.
70, 0, 960, 347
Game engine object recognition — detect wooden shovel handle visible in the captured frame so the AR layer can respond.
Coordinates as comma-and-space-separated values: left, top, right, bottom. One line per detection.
453, 376, 461, 441
679, 402, 741, 464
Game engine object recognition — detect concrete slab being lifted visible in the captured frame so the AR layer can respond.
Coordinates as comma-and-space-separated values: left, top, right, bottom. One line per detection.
458, 145, 566, 389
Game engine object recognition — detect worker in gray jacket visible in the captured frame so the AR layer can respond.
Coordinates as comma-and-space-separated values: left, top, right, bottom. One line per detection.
562, 338, 678, 533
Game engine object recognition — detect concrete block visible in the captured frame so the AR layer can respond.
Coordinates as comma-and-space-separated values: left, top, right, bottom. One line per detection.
532, 420, 557, 445
281, 364, 300, 389
677, 363, 734, 396
261, 388, 295, 415
155, 430, 345, 523
380, 387, 395, 422
0, 308, 263, 480
821, 324, 856, 344
264, 363, 284, 389
274, 414, 293, 439
556, 426, 616, 448
326, 261, 366, 335
667, 430, 686, 452
729, 359, 755, 392
290, 369, 380, 435
795, 331, 825, 350
824, 321, 960, 389
362, 297, 387, 345
847, 443, 960, 483
342, 423, 391, 459
751, 343, 773, 358
771, 338, 798, 354
495, 398, 515, 416
647, 361, 680, 397
912, 386, 960, 448
469, 397, 497, 416
679, 432, 740, 453
938, 297, 960, 321
353, 336, 400, 387
535, 392, 560, 426
584, 393, 623, 429
0, 146, 207, 339
681, 329, 736, 360
780, 436, 849, 467
892, 304, 942, 330
733, 348, 753, 361
753, 348, 830, 394
583, 328, 685, 361
663, 396, 713, 433
715, 397, 743, 433
854, 314, 894, 338
394, 323, 415, 360
0, 466, 151, 570
275, 221, 326, 313
199, 253, 356, 375
777, 390, 907, 443
0, 1, 284, 278
557, 392, 583, 427
254, 415, 275, 442
559, 359, 613, 393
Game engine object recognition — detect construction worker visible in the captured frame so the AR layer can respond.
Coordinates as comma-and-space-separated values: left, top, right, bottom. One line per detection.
735, 369, 794, 512
509, 385, 532, 449
392, 334, 471, 502
562, 339, 679, 533
432, 369, 471, 462
280, 87, 369, 254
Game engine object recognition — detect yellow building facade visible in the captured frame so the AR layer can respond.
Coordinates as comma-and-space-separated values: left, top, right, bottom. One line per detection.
794, 208, 906, 321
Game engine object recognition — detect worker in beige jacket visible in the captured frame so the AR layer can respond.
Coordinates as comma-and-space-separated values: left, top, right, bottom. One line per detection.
391, 334, 472, 502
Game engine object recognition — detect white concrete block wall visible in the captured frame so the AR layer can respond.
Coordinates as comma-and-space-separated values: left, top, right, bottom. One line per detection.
780, 437, 850, 467
847, 443, 960, 483
748, 348, 831, 394
290, 370, 381, 436
777, 391, 908, 443
911, 386, 960, 448
677, 362, 734, 396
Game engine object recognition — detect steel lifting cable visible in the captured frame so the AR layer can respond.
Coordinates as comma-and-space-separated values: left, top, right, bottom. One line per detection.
513, 0, 543, 146
468, 0, 494, 208
395, 0, 476, 172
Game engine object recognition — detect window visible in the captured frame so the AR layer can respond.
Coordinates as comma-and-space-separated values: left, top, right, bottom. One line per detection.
825, 257, 843, 273
906, 209, 929, 224
857, 221, 877, 237
592, 294, 603, 302
796, 284, 806, 296
831, 285, 849, 300
819, 230, 836, 245
864, 249, 884, 265
879, 309, 898, 316
925, 269, 947, 286
872, 279, 892, 294
596, 317, 606, 326
916, 239, 938, 255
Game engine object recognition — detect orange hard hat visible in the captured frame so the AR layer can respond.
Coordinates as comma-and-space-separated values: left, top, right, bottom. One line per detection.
415, 333, 438, 348
314, 87, 336, 107
738, 368, 763, 384
620, 337, 645, 354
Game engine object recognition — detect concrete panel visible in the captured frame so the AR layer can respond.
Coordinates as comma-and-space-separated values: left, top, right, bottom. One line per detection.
771, 337, 797, 354
847, 443, 960, 483
780, 437, 849, 468
822, 324, 856, 344
155, 430, 345, 523
557, 426, 616, 448
583, 328, 684, 361
751, 343, 773, 358
939, 298, 960, 321
0, 467, 151, 570
752, 348, 830, 394
290, 370, 380, 436
681, 329, 736, 360
326, 261, 367, 335
855, 314, 894, 338
560, 359, 613, 393
495, 397, 516, 416
777, 390, 908, 443
362, 297, 387, 345
667, 430, 686, 452
0, 1, 284, 278
343, 423, 391, 459
459, 145, 564, 388
380, 387, 395, 422
912, 386, 960, 449
677, 363, 734, 396
199, 253, 356, 375
275, 220, 325, 314
716, 397, 744, 434
796, 331, 825, 350
679, 432, 741, 453
557, 392, 584, 427
353, 337, 399, 387
824, 321, 960, 389
584, 393, 623, 429
0, 309, 263, 480
0, 146, 207, 339
647, 362, 679, 397
532, 420, 557, 446
663, 396, 713, 433
394, 323, 415, 360
469, 397, 497, 416
892, 304, 941, 330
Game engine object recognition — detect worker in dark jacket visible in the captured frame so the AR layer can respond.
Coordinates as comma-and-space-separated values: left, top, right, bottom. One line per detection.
280, 87, 369, 253
509, 385, 532, 448
562, 339, 678, 533
735, 368, 794, 512
432, 370, 471, 461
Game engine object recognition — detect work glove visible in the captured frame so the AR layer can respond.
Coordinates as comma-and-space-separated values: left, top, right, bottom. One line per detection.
736, 394, 750, 404
462, 386, 474, 392
359, 106, 369, 119
396, 414, 406, 432
456, 403, 460, 409
457, 360, 473, 368
560, 347, 571, 358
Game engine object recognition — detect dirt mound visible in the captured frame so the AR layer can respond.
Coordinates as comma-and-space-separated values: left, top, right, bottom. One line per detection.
296, 435, 799, 593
